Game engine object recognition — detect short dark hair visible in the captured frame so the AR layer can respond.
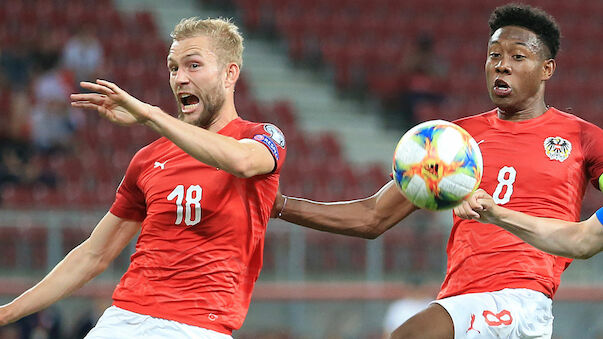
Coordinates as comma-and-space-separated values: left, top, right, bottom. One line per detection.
488, 3, 560, 59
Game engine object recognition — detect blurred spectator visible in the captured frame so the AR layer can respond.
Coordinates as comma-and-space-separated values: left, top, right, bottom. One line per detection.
0, 147, 56, 190
68, 298, 111, 339
382, 298, 432, 338
14, 309, 62, 339
0, 147, 27, 188
394, 34, 448, 126
0, 325, 19, 339
61, 25, 104, 85
0, 42, 32, 90
70, 310, 95, 339
36, 307, 63, 339
30, 56, 79, 154
30, 32, 63, 76
7, 90, 32, 144
381, 287, 434, 338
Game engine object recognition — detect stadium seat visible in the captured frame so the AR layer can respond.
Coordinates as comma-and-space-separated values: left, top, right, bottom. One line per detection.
0, 226, 19, 269
30, 226, 48, 269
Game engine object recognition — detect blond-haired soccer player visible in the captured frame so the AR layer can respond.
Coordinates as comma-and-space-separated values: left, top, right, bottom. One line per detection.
454, 189, 603, 260
0, 17, 286, 338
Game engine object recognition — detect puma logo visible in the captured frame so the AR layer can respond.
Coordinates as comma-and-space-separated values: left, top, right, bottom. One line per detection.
154, 160, 168, 170
466, 314, 480, 334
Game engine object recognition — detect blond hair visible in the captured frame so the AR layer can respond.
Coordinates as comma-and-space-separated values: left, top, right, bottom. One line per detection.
170, 17, 244, 69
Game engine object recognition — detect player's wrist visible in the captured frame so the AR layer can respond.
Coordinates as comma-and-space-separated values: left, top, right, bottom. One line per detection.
277, 195, 288, 219
0, 304, 18, 326
142, 106, 165, 130
141, 104, 161, 123
487, 203, 508, 223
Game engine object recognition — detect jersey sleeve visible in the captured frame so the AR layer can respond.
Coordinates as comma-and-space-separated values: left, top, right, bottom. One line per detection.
245, 123, 287, 173
109, 151, 147, 221
581, 122, 603, 190
595, 207, 603, 225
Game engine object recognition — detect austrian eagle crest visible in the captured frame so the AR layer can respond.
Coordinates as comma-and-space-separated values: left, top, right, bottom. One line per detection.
544, 136, 572, 162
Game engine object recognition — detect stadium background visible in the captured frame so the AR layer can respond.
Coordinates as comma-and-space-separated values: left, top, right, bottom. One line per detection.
0, 0, 602, 337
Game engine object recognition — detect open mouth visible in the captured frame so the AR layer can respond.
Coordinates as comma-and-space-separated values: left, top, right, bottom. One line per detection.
493, 79, 511, 97
179, 93, 200, 113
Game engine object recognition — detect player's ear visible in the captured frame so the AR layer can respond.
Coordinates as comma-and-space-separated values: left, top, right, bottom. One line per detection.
542, 58, 555, 81
224, 62, 240, 90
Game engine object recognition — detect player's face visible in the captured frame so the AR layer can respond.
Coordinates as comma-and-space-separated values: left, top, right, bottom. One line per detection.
168, 35, 226, 128
485, 26, 550, 113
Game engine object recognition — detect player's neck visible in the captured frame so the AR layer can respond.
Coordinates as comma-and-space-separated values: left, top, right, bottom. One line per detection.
207, 102, 238, 132
497, 101, 549, 121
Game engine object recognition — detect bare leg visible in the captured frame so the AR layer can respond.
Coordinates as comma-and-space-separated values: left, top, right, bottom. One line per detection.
390, 303, 454, 339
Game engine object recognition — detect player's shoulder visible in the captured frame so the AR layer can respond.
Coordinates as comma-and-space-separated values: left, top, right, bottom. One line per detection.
236, 118, 283, 132
551, 107, 603, 133
236, 118, 286, 148
130, 137, 170, 164
453, 109, 496, 127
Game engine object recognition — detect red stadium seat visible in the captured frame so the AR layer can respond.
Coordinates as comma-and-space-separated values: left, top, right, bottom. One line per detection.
383, 227, 416, 273
21, 226, 48, 269
0, 226, 19, 269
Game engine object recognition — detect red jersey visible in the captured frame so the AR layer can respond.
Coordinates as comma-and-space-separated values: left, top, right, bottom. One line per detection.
109, 118, 286, 335
438, 108, 603, 299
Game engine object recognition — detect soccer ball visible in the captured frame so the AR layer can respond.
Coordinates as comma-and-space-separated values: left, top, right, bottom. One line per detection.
392, 120, 483, 210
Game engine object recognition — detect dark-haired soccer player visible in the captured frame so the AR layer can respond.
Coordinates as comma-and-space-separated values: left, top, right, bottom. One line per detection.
272, 4, 603, 338
455, 189, 603, 260
0, 18, 285, 338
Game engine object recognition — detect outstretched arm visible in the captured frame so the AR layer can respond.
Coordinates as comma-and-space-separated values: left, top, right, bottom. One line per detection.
0, 213, 141, 326
454, 189, 603, 259
274, 180, 418, 239
70, 80, 275, 178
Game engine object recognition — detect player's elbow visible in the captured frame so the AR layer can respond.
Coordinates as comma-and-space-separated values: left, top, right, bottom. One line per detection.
92, 258, 112, 276
565, 233, 601, 259
68, 242, 111, 279
228, 154, 270, 178
363, 230, 382, 240
227, 158, 257, 178
87, 252, 112, 277
362, 214, 390, 239
571, 245, 598, 260
230, 167, 255, 178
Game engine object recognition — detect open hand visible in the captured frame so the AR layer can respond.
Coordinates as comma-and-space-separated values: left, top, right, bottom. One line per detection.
70, 79, 156, 126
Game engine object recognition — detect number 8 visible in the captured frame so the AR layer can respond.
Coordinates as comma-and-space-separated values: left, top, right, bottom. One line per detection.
492, 166, 516, 205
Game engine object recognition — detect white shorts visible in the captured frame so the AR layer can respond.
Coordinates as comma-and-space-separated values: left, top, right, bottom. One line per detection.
432, 288, 553, 339
84, 306, 233, 339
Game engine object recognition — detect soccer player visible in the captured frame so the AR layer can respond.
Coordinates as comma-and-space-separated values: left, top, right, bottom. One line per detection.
272, 4, 603, 338
454, 189, 603, 260
0, 17, 286, 338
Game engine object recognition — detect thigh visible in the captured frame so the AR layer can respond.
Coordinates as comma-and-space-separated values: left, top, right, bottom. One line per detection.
390, 303, 454, 339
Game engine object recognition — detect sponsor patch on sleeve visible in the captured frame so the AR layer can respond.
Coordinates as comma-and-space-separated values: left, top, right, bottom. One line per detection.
254, 134, 280, 160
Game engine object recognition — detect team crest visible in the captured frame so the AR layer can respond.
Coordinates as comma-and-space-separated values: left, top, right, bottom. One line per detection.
263, 124, 286, 148
544, 136, 571, 162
